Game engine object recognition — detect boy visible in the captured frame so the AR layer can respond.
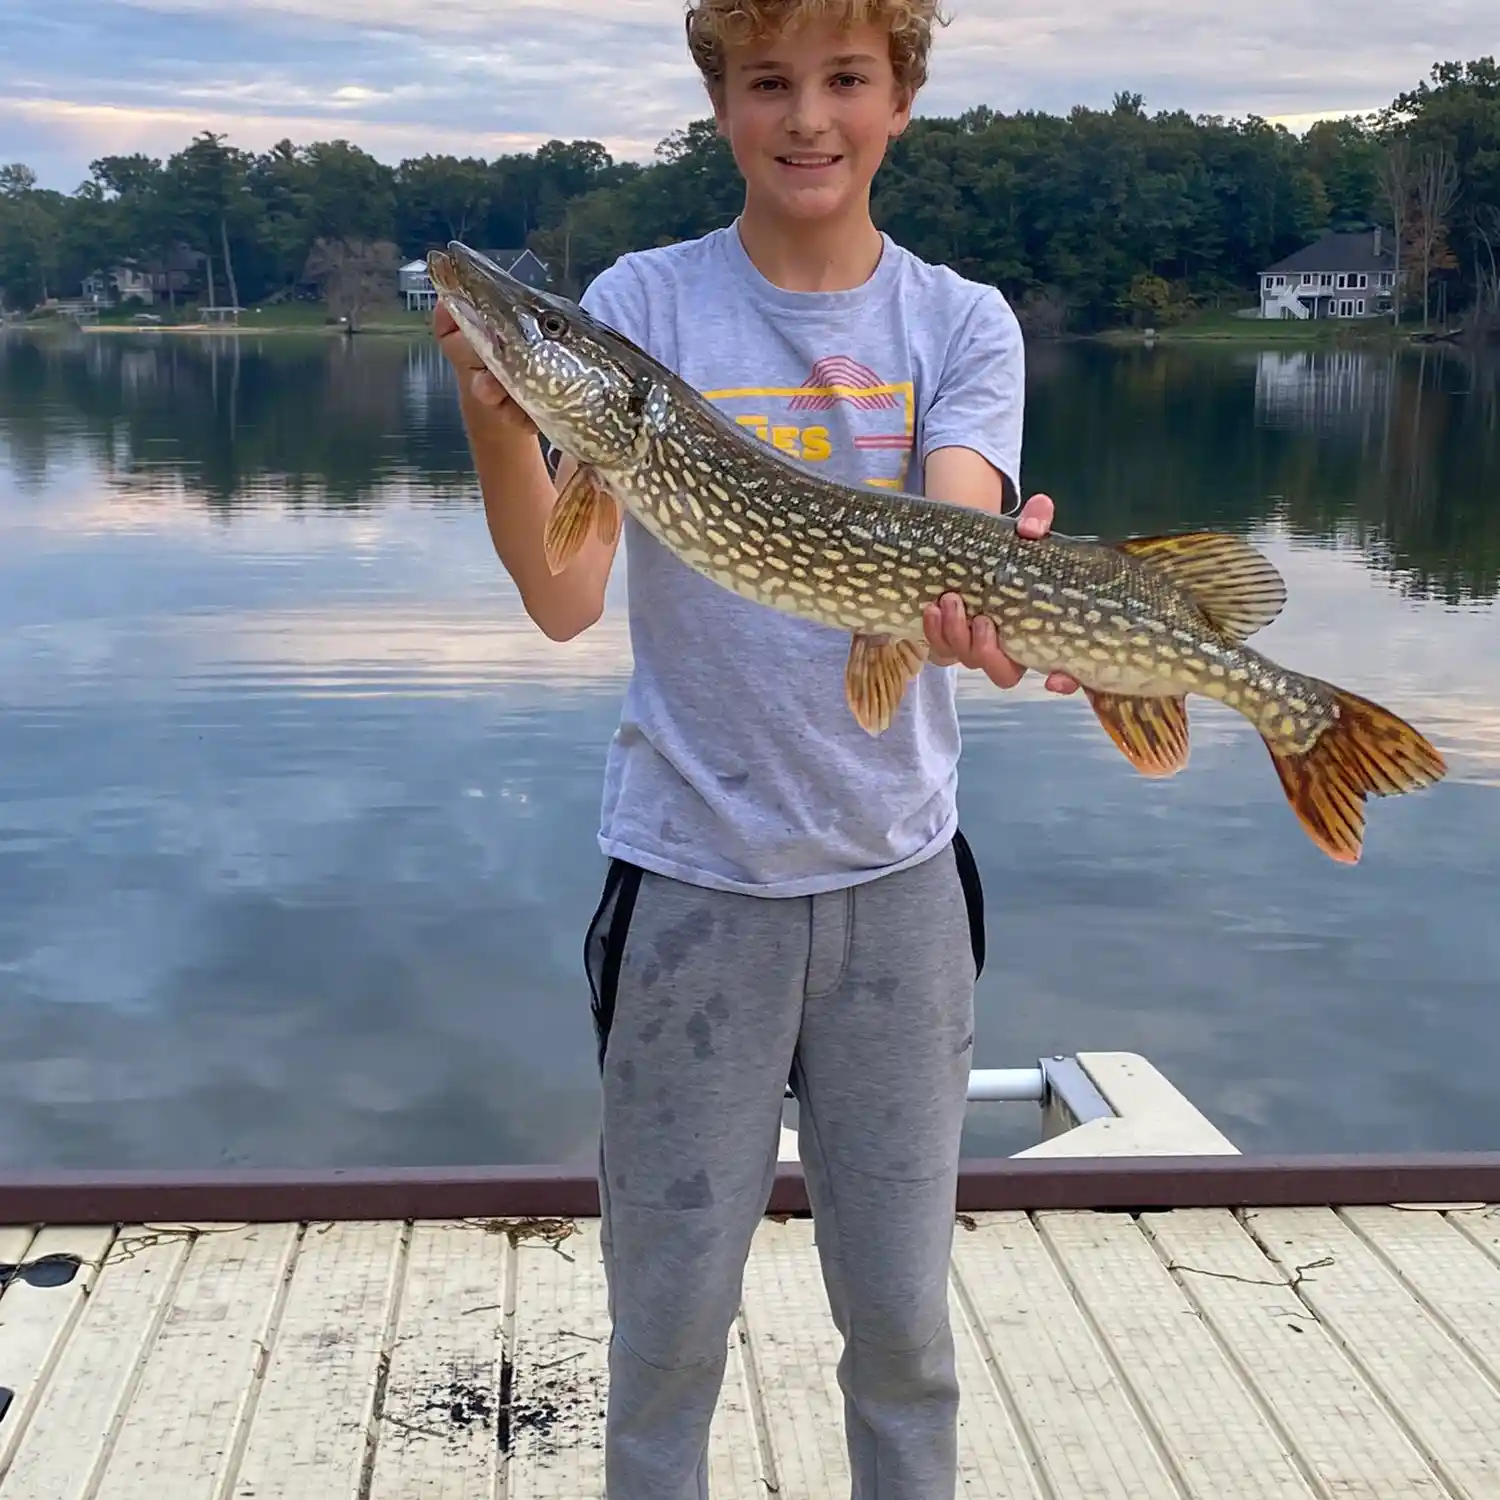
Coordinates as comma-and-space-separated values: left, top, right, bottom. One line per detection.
437, 1, 1077, 1494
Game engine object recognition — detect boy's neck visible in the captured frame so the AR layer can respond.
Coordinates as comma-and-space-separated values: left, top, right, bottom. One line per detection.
734, 196, 885, 293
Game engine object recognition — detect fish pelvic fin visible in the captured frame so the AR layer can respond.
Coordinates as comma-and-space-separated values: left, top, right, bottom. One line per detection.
1265, 686, 1447, 864
845, 633, 929, 736
542, 464, 617, 574
1085, 690, 1190, 777
1114, 531, 1287, 642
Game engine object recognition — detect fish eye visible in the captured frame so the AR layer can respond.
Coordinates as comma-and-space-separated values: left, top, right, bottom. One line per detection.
539, 312, 567, 338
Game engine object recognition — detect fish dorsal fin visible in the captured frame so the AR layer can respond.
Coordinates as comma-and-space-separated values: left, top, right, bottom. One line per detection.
1113, 531, 1288, 642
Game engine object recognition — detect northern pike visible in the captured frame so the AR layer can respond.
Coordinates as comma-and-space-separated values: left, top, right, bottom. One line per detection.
429, 240, 1446, 864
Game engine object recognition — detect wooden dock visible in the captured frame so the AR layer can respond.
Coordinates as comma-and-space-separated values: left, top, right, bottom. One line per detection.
8, 1203, 1500, 1496
5, 1054, 1500, 1497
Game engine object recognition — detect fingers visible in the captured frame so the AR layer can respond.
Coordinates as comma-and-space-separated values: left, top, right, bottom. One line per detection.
469, 370, 508, 407
922, 594, 971, 665
925, 590, 1082, 695
1015, 491, 1055, 540
924, 595, 1025, 689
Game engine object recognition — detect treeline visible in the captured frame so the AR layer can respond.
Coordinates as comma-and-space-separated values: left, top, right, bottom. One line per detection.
0, 57, 1496, 331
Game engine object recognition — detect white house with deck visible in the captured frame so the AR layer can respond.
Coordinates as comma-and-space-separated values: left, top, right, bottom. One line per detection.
1258, 229, 1398, 320
399, 248, 550, 311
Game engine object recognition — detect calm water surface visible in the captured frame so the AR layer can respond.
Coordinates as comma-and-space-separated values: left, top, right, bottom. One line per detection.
2, 329, 1497, 1170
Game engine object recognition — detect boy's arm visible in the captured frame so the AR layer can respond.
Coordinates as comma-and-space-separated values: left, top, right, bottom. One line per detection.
917, 291, 1079, 695
436, 258, 646, 643
459, 381, 616, 642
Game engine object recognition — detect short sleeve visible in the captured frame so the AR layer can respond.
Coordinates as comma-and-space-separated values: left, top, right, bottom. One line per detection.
579, 254, 653, 357
919, 287, 1025, 510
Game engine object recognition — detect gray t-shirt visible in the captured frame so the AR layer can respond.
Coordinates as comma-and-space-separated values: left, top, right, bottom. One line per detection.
578, 222, 1025, 897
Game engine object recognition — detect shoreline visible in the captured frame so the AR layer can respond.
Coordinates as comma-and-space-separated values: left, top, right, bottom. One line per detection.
7, 316, 1465, 352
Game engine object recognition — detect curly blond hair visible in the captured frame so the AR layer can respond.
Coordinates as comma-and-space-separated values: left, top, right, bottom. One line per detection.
685, 0, 948, 98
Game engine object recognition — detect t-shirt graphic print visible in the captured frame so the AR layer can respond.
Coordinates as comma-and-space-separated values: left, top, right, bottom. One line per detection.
706, 353, 915, 491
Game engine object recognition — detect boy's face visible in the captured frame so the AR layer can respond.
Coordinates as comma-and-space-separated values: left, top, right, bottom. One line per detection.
712, 17, 913, 224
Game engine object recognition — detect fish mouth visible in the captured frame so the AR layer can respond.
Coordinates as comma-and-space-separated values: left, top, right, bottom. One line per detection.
428, 240, 533, 359
427, 242, 509, 312
426, 247, 460, 297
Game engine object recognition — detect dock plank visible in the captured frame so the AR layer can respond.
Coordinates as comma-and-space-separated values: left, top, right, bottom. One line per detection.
739, 1217, 847, 1495
1245, 1207, 1500, 1500
0, 1226, 190, 1500
505, 1218, 610, 1500
1342, 1205, 1500, 1389
709, 1318, 771, 1498
93, 1223, 298, 1500
948, 1236, 1048, 1500
0, 1230, 37, 1273
951, 1210, 1181, 1500
1142, 1208, 1449, 1500
366, 1220, 507, 1500
1041, 1210, 1314, 1499
228, 1220, 406, 1500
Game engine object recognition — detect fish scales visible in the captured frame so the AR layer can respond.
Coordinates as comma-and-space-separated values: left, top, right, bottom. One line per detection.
429, 240, 1446, 865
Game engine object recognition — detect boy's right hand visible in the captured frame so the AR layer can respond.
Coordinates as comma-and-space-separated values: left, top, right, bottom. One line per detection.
433, 302, 536, 433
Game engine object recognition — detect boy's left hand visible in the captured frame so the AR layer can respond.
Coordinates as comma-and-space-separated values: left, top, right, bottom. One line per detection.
922, 492, 1081, 695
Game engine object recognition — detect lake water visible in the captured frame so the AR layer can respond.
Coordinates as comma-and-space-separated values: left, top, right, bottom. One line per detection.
2, 328, 1497, 1172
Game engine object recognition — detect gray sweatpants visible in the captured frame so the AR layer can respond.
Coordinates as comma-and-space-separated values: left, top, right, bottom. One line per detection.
582, 832, 985, 1500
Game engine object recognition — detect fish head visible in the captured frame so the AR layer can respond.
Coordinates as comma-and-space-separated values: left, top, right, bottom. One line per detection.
428, 241, 647, 469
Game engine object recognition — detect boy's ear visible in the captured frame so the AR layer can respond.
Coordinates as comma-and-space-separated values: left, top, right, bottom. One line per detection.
889, 87, 915, 137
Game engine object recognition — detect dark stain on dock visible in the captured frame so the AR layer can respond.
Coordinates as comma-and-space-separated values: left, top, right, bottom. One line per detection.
420, 1375, 496, 1433
496, 1352, 606, 1457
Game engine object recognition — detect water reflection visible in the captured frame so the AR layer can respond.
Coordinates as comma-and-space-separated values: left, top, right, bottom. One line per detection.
0, 329, 1497, 1170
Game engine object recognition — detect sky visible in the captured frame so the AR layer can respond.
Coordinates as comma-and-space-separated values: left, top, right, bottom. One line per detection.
2, 0, 1494, 191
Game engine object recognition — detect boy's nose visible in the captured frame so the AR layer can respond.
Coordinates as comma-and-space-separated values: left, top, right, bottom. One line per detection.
785, 83, 833, 137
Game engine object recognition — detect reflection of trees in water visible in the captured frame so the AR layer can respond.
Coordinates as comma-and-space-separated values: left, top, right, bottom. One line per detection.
3, 330, 1498, 604
1023, 342, 1500, 604
1257, 346, 1500, 605
0, 331, 479, 511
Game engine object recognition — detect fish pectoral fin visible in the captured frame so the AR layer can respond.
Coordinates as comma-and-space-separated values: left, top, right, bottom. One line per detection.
845, 633, 930, 736
596, 491, 621, 547
1085, 690, 1191, 778
1113, 531, 1287, 642
542, 464, 613, 574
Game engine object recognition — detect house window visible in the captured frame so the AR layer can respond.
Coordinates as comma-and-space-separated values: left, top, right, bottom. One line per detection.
1302, 273, 1313, 285
1357, 299, 1365, 314
1320, 273, 1332, 287
1380, 272, 1393, 287
1356, 273, 1368, 289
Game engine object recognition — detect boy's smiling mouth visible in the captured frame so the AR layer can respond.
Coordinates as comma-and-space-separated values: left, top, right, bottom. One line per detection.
776, 153, 843, 168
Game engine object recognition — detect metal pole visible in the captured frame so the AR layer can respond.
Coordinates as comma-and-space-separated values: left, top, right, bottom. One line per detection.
785, 1065, 1049, 1103
966, 1068, 1047, 1102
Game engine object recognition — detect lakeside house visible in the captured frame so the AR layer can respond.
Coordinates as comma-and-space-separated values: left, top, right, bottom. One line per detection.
80, 246, 207, 309
1258, 229, 1397, 320
399, 248, 550, 312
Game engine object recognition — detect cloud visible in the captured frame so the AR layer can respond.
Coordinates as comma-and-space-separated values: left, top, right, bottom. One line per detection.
3, 0, 1494, 190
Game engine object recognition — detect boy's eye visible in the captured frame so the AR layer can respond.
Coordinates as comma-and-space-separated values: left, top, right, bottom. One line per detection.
832, 73, 864, 88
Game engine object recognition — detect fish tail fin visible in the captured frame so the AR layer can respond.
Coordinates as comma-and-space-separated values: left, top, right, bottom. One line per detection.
1264, 685, 1446, 863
